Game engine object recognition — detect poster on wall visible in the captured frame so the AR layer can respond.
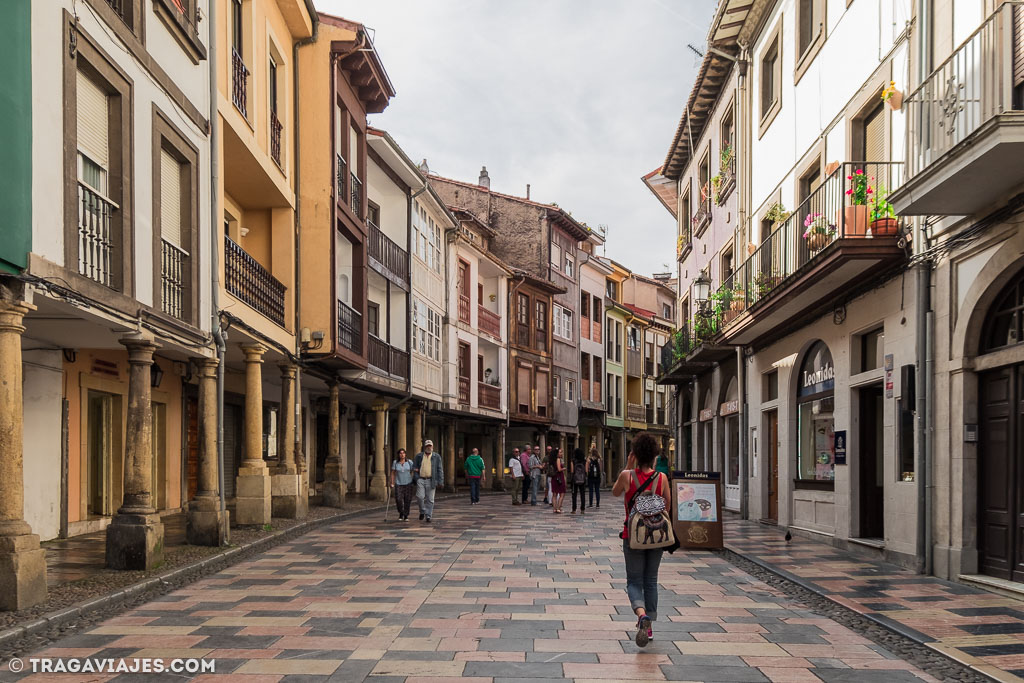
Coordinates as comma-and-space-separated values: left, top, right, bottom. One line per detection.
672, 471, 723, 549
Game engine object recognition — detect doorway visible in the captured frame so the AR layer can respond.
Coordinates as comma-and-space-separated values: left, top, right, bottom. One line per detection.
86, 391, 115, 517
765, 410, 778, 522
979, 365, 1024, 580
185, 394, 199, 501
858, 385, 885, 540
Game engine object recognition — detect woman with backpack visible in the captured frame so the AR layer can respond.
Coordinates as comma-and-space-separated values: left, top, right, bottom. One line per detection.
570, 448, 587, 514
547, 448, 566, 514
586, 448, 604, 508
612, 433, 672, 648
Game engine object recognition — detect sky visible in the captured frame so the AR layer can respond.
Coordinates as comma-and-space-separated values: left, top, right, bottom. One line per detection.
317, 0, 715, 277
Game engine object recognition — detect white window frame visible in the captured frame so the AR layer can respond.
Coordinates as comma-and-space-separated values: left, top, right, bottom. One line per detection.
566, 378, 575, 402
553, 374, 560, 400
412, 298, 442, 362
565, 253, 574, 278
550, 242, 561, 270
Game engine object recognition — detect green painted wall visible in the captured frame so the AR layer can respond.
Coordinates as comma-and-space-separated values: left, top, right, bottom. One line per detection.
0, 0, 31, 274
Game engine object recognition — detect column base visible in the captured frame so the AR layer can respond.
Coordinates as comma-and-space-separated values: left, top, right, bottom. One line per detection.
186, 496, 230, 546
271, 473, 307, 519
235, 467, 271, 526
105, 513, 164, 571
492, 480, 505, 491
323, 460, 346, 508
0, 533, 47, 611
368, 473, 388, 501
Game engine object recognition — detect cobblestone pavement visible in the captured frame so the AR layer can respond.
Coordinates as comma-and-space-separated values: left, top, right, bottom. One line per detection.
725, 519, 1024, 682
2, 496, 944, 682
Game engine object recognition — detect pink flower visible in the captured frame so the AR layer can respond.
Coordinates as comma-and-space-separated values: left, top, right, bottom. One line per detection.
846, 189, 852, 195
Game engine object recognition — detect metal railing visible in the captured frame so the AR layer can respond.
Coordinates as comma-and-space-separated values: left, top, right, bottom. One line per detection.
368, 220, 409, 284
905, 2, 1023, 180
337, 300, 362, 355
78, 182, 115, 288
231, 49, 248, 118
478, 305, 501, 339
626, 349, 642, 377
336, 154, 346, 204
270, 113, 283, 167
225, 236, 286, 325
627, 402, 645, 422
458, 376, 470, 405
458, 294, 471, 324
160, 239, 187, 320
478, 382, 500, 410
350, 172, 362, 218
707, 161, 905, 325
368, 334, 390, 374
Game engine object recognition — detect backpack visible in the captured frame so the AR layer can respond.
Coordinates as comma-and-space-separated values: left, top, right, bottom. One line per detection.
588, 459, 600, 478
626, 471, 675, 551
572, 462, 586, 484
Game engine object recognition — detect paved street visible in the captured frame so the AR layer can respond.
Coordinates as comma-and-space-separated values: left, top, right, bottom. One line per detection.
5, 496, 941, 682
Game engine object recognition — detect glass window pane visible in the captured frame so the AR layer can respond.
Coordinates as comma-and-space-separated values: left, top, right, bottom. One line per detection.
798, 397, 835, 481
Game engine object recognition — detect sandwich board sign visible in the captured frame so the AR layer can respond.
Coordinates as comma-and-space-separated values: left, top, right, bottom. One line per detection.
672, 471, 724, 549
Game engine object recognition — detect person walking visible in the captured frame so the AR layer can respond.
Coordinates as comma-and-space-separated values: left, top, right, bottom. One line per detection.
545, 445, 554, 505
413, 439, 443, 523
655, 451, 672, 479
587, 448, 604, 509
612, 433, 671, 647
390, 448, 414, 521
528, 446, 544, 505
570, 448, 588, 514
519, 446, 532, 504
548, 448, 566, 514
508, 448, 524, 504
465, 447, 486, 505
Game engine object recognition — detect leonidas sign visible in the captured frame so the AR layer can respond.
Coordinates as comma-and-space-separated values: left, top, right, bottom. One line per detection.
799, 345, 835, 397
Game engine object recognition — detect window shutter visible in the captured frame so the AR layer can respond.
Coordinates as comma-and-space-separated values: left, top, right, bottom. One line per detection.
76, 71, 109, 169
864, 105, 885, 162
160, 149, 183, 249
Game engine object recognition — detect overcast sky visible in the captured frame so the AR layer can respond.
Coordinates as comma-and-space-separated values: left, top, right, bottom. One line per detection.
317, 0, 714, 277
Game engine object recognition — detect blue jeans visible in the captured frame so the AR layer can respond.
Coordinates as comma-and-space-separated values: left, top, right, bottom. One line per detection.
622, 538, 663, 619
530, 472, 541, 504
416, 478, 436, 518
588, 476, 601, 507
468, 477, 481, 503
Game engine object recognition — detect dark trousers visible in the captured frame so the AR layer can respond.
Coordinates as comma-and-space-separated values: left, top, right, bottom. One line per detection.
395, 483, 414, 518
588, 476, 601, 507
468, 477, 481, 503
571, 482, 587, 511
521, 473, 531, 502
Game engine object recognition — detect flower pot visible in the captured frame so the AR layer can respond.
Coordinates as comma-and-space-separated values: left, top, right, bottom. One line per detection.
870, 218, 900, 236
806, 232, 830, 251
730, 298, 745, 312
844, 205, 869, 236
886, 89, 903, 111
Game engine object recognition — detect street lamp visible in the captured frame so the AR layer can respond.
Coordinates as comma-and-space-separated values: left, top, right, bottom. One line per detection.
693, 271, 711, 313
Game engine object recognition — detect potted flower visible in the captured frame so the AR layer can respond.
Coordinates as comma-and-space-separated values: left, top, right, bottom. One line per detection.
803, 212, 836, 251
729, 287, 745, 312
676, 233, 689, 257
881, 80, 903, 110
869, 183, 899, 235
844, 169, 872, 236
764, 202, 789, 230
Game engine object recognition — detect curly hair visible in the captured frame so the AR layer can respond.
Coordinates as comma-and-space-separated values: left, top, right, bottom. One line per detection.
631, 432, 661, 468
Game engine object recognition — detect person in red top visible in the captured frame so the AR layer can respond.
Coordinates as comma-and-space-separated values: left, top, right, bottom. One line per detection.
612, 433, 670, 647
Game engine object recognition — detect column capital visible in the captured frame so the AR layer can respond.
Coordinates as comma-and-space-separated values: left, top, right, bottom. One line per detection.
372, 399, 390, 413
119, 334, 159, 364
279, 362, 298, 380
197, 357, 219, 378
240, 343, 267, 363
397, 403, 408, 415
0, 300, 35, 334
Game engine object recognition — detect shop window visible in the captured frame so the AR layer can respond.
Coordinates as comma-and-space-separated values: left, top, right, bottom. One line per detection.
796, 341, 835, 485
859, 327, 884, 372
981, 268, 1024, 353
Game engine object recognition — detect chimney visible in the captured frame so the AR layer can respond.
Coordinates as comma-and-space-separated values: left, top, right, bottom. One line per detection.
478, 166, 490, 189
526, 183, 531, 200
418, 158, 430, 174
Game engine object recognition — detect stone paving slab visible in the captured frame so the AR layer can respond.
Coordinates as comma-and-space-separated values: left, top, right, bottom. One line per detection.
724, 518, 1024, 681
0, 497, 941, 682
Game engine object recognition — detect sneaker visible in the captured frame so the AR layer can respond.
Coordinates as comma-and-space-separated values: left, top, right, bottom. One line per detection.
419, 513, 425, 520
635, 616, 651, 647
425, 517, 431, 523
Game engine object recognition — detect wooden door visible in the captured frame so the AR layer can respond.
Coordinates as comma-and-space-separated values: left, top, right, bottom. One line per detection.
186, 395, 199, 501
858, 385, 885, 539
767, 411, 779, 522
979, 366, 1024, 580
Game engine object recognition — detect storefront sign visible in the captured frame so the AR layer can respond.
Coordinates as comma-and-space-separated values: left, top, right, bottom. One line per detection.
672, 471, 723, 549
720, 399, 739, 416
885, 353, 894, 398
699, 408, 715, 422
834, 430, 847, 465
799, 361, 834, 396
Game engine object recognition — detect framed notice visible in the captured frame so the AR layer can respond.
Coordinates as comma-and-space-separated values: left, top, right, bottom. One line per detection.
671, 471, 724, 549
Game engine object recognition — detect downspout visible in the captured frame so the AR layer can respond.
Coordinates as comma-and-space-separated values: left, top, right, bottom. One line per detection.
207, 0, 227, 524
737, 344, 748, 520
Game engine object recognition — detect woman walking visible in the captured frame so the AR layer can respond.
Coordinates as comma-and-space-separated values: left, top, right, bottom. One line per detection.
654, 450, 672, 479
586, 448, 604, 509
548, 448, 566, 514
612, 433, 670, 647
570, 448, 587, 514
390, 448, 414, 521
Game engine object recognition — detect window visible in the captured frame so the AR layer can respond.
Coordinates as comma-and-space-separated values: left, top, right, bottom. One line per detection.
581, 291, 590, 319
763, 369, 778, 401
759, 23, 782, 134
536, 370, 549, 417
550, 242, 561, 269
517, 293, 530, 325
679, 186, 692, 246
593, 296, 602, 321
982, 268, 1024, 352
721, 106, 735, 152
412, 299, 441, 362
796, 0, 825, 69
860, 103, 886, 162
662, 303, 672, 320
566, 379, 575, 402
627, 326, 640, 350
616, 375, 623, 416
553, 304, 573, 341
860, 328, 885, 372
413, 203, 442, 273
606, 316, 614, 357
565, 253, 575, 279
517, 364, 531, 414
615, 321, 623, 361
698, 148, 711, 216
269, 56, 278, 115
796, 342, 835, 484
367, 302, 380, 338
606, 372, 614, 413
722, 246, 734, 283
606, 279, 618, 301
232, 0, 243, 52
368, 202, 380, 227
581, 352, 590, 380
553, 374, 560, 400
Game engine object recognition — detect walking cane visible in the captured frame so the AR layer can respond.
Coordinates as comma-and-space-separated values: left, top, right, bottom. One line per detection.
384, 485, 392, 522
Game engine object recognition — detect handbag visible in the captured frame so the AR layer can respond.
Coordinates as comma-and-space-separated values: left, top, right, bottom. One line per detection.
626, 471, 676, 550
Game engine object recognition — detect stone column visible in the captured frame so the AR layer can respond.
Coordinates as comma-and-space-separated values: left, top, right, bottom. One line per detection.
368, 400, 389, 500
272, 363, 305, 519
187, 358, 229, 546
235, 343, 271, 525
0, 300, 47, 609
106, 333, 165, 570
395, 404, 408, 457
323, 381, 345, 507
410, 405, 423, 455
445, 421, 456, 492
493, 425, 506, 491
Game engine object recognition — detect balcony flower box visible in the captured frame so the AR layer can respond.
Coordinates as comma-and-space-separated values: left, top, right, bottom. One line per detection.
803, 212, 836, 252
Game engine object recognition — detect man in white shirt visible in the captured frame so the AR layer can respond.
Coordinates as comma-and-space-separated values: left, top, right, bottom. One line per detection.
508, 450, 524, 505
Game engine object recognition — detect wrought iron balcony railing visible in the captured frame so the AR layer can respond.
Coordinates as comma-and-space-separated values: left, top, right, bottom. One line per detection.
337, 300, 362, 355
350, 172, 362, 218
231, 49, 248, 118
336, 154, 346, 204
368, 220, 409, 285
77, 182, 115, 288
160, 239, 187, 320
270, 112, 283, 167
225, 236, 286, 326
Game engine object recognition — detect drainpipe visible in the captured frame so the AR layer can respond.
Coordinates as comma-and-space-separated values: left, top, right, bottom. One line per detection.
737, 344, 748, 520
207, 0, 227, 522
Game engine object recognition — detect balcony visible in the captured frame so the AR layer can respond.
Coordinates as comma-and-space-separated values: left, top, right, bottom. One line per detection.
336, 154, 346, 204
77, 182, 115, 288
692, 204, 711, 236
458, 376, 470, 405
337, 300, 362, 355
710, 162, 908, 347
368, 220, 409, 287
270, 113, 283, 167
231, 49, 248, 118
627, 402, 645, 423
626, 349, 642, 378
656, 323, 718, 385
458, 294, 471, 324
478, 382, 501, 410
225, 236, 285, 326
160, 239, 187, 320
368, 334, 409, 380
350, 173, 362, 218
478, 306, 501, 340
895, 2, 1024, 216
